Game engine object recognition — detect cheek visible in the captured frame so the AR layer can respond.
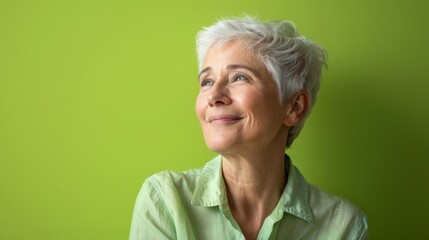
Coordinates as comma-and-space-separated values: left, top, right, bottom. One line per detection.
241, 90, 283, 124
237, 90, 266, 115
195, 93, 206, 121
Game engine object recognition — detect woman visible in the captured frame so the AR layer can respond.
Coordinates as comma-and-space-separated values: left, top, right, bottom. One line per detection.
130, 17, 368, 240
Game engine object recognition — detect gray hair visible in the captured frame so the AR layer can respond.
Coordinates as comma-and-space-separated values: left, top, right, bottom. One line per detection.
196, 16, 327, 148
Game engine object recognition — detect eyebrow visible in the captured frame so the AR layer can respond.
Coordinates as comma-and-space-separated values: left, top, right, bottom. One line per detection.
227, 64, 260, 78
198, 64, 260, 80
198, 67, 211, 80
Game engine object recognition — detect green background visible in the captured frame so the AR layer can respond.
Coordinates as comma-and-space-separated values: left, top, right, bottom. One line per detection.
1, 0, 428, 239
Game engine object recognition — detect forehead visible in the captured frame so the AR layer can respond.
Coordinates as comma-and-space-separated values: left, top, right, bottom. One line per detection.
202, 40, 263, 68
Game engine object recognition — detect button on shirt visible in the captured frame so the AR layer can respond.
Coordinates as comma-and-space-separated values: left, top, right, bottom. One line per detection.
130, 155, 368, 239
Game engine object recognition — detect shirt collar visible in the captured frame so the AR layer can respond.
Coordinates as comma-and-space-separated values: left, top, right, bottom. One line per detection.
191, 155, 224, 207
191, 154, 314, 223
282, 154, 314, 223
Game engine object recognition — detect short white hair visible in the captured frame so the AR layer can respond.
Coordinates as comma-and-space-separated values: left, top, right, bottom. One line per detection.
196, 16, 327, 148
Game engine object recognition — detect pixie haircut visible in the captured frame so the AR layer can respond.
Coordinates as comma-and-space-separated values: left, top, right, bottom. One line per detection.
196, 16, 327, 148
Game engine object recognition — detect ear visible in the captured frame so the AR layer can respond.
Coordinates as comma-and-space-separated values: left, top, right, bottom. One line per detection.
284, 91, 311, 127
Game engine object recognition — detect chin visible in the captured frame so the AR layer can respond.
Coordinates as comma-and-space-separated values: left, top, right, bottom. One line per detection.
205, 141, 229, 153
204, 136, 238, 153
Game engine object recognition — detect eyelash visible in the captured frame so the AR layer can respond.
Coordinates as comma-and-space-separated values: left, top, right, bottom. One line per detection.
200, 79, 214, 87
231, 73, 248, 82
200, 73, 250, 88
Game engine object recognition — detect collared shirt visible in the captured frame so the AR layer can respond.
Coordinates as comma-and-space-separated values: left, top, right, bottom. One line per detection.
130, 155, 368, 239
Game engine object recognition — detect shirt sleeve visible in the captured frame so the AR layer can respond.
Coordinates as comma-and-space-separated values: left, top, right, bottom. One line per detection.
350, 213, 368, 240
129, 178, 176, 240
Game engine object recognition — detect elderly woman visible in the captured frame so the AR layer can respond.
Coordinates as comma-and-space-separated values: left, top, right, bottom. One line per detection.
130, 17, 368, 240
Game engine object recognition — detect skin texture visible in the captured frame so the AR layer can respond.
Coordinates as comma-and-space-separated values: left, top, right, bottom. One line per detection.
196, 40, 310, 240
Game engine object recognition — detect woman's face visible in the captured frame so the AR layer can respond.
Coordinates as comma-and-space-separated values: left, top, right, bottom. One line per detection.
196, 40, 289, 154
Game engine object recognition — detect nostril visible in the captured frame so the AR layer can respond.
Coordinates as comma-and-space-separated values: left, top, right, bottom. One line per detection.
206, 83, 232, 106
207, 92, 231, 106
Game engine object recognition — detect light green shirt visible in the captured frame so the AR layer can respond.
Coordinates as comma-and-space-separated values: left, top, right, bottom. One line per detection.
130, 156, 368, 239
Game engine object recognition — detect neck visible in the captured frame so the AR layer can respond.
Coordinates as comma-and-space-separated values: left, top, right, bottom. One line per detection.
222, 150, 286, 207
221, 149, 287, 239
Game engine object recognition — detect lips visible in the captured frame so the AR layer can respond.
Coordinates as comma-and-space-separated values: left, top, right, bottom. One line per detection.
207, 115, 243, 124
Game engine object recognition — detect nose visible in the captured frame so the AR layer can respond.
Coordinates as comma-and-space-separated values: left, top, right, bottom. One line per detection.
207, 83, 232, 106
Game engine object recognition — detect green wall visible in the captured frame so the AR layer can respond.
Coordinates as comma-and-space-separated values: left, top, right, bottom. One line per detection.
1, 0, 428, 239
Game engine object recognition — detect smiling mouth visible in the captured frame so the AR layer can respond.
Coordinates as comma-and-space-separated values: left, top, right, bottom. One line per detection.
208, 116, 243, 125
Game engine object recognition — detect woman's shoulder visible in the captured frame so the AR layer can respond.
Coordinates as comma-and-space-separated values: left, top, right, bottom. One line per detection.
143, 167, 203, 194
287, 164, 367, 238
307, 184, 366, 218
307, 184, 368, 238
143, 156, 221, 194
131, 166, 212, 240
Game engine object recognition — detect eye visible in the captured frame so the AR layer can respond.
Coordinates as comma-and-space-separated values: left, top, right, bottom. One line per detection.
231, 73, 249, 82
200, 79, 214, 87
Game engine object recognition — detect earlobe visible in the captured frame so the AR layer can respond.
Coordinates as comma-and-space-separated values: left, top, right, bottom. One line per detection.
284, 91, 310, 127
